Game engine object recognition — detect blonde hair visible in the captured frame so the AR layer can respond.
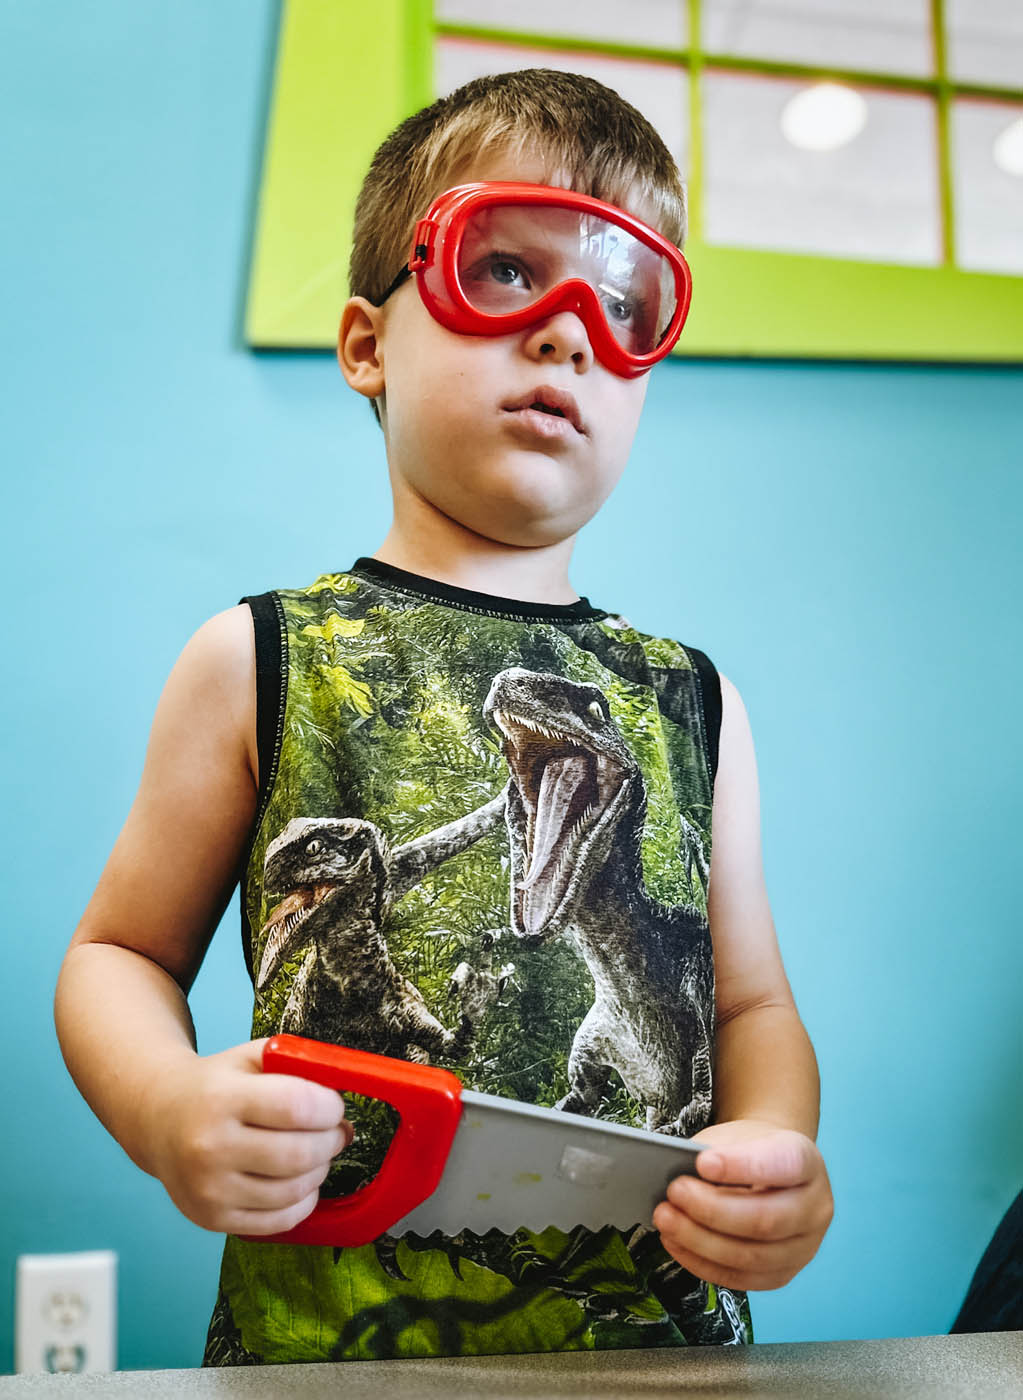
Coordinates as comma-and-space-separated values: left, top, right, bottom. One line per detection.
349, 68, 687, 307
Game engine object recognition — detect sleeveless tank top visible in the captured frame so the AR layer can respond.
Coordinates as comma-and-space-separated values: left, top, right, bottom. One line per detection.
202, 558, 753, 1364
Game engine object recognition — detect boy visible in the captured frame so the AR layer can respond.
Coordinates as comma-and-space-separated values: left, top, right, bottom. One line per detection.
55, 69, 833, 1364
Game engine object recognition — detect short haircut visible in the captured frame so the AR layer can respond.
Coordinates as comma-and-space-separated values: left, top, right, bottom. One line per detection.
349, 67, 688, 308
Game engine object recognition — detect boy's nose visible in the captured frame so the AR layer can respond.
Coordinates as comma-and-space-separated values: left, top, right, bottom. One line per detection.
521, 310, 594, 373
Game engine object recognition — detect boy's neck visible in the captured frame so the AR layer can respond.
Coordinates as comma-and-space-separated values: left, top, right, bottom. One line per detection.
371, 519, 581, 607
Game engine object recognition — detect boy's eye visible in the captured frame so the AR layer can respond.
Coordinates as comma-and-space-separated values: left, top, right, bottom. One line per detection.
460, 249, 535, 301
488, 256, 529, 288
600, 285, 636, 324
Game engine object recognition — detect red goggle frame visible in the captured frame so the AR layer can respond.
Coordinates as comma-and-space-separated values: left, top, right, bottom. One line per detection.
393, 182, 692, 379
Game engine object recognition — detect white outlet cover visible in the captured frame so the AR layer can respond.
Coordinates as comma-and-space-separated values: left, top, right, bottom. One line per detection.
15, 1251, 117, 1374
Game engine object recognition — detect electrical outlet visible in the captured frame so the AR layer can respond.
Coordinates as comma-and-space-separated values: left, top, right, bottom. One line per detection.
15, 1251, 117, 1374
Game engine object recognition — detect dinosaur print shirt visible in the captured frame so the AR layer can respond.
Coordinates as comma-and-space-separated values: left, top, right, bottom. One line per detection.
203, 558, 753, 1365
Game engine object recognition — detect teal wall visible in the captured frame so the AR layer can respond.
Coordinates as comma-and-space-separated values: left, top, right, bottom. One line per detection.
2, 0, 1021, 1373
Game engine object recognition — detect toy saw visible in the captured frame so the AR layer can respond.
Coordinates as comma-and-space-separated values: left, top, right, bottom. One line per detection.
251, 1034, 706, 1247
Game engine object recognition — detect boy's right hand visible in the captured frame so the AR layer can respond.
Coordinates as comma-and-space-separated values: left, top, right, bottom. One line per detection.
147, 1038, 353, 1236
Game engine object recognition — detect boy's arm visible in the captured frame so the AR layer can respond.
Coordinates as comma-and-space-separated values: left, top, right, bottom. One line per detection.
653, 674, 834, 1290
54, 606, 351, 1235
706, 673, 819, 1139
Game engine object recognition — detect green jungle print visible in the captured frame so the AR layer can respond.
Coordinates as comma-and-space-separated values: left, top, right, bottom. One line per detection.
203, 568, 753, 1364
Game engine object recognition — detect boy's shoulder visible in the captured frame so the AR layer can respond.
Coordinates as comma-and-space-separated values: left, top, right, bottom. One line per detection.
192, 602, 260, 772
588, 605, 716, 676
575, 604, 724, 769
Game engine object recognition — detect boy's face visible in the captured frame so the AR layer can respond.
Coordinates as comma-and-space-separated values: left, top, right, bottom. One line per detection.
340, 153, 654, 551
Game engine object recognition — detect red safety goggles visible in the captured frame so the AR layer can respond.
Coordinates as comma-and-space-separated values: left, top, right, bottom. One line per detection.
379, 182, 692, 379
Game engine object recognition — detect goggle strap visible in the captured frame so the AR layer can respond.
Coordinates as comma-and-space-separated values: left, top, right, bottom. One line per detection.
377, 265, 412, 305
377, 228, 432, 306
409, 219, 435, 270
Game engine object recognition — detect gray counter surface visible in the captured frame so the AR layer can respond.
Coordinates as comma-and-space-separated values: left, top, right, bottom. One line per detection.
0, 1333, 1020, 1398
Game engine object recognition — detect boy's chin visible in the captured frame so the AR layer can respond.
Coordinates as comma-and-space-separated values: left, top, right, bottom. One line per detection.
460, 504, 597, 550
452, 479, 609, 548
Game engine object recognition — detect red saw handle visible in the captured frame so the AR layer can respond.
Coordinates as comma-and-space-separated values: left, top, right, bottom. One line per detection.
244, 1035, 463, 1247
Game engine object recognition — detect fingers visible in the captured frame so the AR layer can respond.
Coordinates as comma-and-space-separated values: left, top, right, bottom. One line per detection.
669, 1176, 800, 1242
234, 1037, 270, 1072
222, 1188, 325, 1239
168, 1117, 353, 1234
229, 1163, 332, 1212
237, 1121, 353, 1180
156, 1043, 358, 1233
696, 1133, 814, 1189
168, 1115, 354, 1235
652, 1136, 834, 1291
652, 1200, 804, 1291
229, 1040, 349, 1132
655, 1195, 810, 1269
241, 1072, 349, 1133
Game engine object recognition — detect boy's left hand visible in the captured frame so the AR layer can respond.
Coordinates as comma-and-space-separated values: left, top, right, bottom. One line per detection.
652, 1120, 834, 1292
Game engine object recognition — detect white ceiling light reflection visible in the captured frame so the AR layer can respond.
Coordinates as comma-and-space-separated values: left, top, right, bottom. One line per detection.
992, 116, 1023, 177
780, 83, 868, 152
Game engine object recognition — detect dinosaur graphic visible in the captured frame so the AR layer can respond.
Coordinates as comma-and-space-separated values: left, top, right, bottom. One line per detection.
255, 791, 506, 1058
447, 929, 515, 1022
483, 668, 714, 1135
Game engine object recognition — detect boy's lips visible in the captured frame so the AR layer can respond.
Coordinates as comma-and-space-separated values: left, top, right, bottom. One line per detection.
502, 386, 586, 436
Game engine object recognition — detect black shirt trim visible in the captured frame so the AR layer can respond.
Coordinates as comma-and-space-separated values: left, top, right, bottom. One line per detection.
239, 592, 288, 982
687, 646, 722, 786
348, 556, 607, 622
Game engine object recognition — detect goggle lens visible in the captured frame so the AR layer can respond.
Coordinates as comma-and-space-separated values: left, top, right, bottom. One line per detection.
455, 205, 679, 355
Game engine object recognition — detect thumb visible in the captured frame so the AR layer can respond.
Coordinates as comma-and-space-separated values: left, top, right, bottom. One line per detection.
697, 1131, 811, 1189
225, 1037, 270, 1074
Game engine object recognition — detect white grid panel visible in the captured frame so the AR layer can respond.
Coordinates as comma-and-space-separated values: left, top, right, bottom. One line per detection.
945, 0, 1023, 88
436, 0, 687, 49
435, 37, 690, 176
701, 0, 934, 77
702, 70, 942, 264
951, 100, 1023, 274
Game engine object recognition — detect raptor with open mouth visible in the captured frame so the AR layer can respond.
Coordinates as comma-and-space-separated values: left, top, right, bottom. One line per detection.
483, 666, 715, 1136
483, 668, 637, 939
255, 818, 384, 994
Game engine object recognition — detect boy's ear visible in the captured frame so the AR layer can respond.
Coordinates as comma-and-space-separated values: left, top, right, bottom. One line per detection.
337, 297, 386, 400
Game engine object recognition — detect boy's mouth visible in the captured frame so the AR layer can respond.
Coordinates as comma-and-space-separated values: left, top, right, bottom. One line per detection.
504, 386, 585, 434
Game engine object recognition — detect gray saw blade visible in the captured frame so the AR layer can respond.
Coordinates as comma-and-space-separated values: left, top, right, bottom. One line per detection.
392, 1089, 705, 1236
